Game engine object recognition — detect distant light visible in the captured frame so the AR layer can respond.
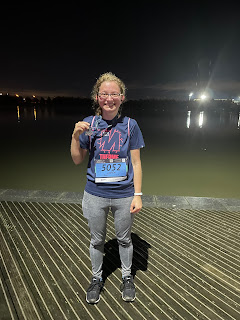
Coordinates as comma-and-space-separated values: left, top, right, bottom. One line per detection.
33, 95, 36, 98
0, 93, 2, 95
189, 92, 193, 100
200, 94, 207, 100
16, 94, 19, 97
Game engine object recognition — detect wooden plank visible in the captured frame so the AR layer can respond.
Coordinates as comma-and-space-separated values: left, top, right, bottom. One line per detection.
0, 227, 42, 319
0, 269, 18, 320
1, 200, 240, 320
5, 201, 97, 320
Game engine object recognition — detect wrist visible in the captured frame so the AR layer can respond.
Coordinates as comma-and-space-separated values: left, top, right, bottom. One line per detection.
134, 192, 143, 196
72, 134, 79, 141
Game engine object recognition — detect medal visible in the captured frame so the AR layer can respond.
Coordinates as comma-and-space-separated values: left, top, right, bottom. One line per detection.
85, 116, 102, 137
85, 127, 93, 136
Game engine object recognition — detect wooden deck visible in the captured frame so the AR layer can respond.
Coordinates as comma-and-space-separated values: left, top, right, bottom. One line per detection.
0, 200, 240, 319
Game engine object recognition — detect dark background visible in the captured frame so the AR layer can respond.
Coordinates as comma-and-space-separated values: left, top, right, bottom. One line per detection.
1, 2, 240, 100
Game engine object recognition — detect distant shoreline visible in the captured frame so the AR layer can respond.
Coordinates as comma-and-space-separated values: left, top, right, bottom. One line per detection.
1, 94, 239, 115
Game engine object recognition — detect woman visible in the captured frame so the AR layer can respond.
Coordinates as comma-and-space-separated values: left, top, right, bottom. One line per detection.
71, 72, 145, 304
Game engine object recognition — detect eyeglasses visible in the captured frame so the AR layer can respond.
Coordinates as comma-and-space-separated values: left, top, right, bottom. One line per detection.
98, 92, 122, 99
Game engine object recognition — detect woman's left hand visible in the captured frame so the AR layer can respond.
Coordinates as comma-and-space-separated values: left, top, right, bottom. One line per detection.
130, 196, 142, 214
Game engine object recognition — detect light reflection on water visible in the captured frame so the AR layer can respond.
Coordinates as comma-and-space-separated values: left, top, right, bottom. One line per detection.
198, 111, 204, 128
0, 104, 240, 198
10, 104, 240, 130
15, 104, 56, 122
186, 111, 191, 128
185, 110, 240, 129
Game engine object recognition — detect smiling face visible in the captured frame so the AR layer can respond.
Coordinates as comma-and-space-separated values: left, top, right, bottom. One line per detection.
97, 81, 125, 120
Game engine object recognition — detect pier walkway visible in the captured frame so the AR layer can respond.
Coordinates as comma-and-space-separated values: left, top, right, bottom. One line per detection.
0, 189, 240, 319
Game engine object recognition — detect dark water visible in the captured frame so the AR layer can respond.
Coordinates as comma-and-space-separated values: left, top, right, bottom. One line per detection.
1, 104, 240, 199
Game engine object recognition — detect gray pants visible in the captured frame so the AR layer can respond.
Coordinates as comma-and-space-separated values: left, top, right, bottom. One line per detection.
82, 191, 134, 279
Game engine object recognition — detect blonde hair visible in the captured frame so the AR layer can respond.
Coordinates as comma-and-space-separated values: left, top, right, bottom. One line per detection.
91, 72, 126, 116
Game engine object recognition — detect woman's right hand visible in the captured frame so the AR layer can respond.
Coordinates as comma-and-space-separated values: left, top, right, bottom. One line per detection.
72, 121, 90, 141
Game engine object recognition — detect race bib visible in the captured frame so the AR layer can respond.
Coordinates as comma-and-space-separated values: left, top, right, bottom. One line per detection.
95, 158, 128, 183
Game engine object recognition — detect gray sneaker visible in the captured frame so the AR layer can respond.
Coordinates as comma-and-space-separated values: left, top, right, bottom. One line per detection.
86, 277, 104, 304
121, 275, 136, 302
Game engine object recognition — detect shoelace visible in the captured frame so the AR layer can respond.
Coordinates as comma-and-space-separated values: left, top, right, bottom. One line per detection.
123, 277, 134, 289
87, 278, 102, 292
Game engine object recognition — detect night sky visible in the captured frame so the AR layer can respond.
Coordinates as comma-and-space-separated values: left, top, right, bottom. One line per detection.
1, 2, 240, 100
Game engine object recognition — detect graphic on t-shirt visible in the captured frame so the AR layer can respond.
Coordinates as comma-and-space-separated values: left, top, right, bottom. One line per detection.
97, 129, 123, 153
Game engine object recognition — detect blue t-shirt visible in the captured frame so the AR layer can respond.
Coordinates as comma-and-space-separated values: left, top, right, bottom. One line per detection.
79, 115, 145, 198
